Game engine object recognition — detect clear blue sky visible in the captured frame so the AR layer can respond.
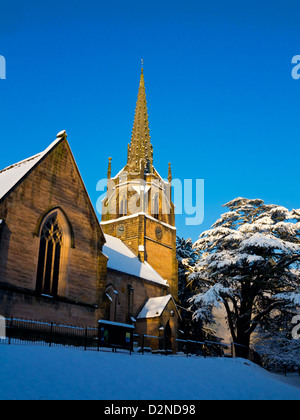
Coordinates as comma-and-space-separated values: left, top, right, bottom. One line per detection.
1, 0, 300, 242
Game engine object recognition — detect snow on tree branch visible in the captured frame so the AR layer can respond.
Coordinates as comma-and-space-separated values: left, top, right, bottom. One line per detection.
188, 197, 300, 357
274, 292, 300, 306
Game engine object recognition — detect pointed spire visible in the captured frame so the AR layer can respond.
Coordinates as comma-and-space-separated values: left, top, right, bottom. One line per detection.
168, 162, 172, 183
107, 157, 112, 179
127, 61, 153, 175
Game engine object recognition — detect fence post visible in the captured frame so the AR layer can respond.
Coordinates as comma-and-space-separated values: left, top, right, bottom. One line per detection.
97, 323, 101, 351
141, 334, 145, 355
186, 340, 190, 357
8, 317, 13, 345
84, 327, 88, 351
203, 341, 207, 358
130, 332, 133, 355
49, 322, 53, 347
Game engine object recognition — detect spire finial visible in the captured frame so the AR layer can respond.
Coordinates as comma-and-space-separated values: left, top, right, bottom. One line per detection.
141, 58, 144, 73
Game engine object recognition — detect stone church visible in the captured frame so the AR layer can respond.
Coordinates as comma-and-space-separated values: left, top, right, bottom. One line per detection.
0, 67, 179, 350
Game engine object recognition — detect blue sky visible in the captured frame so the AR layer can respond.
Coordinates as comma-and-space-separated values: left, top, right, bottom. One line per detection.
0, 0, 300, 241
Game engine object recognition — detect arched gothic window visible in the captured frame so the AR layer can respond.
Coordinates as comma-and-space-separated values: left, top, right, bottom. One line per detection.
36, 210, 70, 296
119, 195, 127, 217
153, 193, 159, 219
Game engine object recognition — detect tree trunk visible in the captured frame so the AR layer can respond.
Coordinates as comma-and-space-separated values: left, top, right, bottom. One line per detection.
235, 332, 250, 359
234, 293, 254, 359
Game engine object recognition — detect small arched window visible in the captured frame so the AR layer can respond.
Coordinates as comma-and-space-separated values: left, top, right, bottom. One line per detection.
36, 210, 70, 296
153, 193, 159, 219
119, 195, 127, 217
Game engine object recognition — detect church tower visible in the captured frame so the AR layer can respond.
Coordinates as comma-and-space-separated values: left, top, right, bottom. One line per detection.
101, 65, 178, 299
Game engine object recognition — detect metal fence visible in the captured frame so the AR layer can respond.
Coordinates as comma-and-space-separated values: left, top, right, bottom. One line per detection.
132, 332, 263, 364
0, 317, 132, 354
0, 316, 260, 363
132, 333, 233, 358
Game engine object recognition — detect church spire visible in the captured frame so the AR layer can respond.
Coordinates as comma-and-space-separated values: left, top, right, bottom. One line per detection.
107, 157, 112, 179
127, 61, 153, 175
168, 162, 172, 183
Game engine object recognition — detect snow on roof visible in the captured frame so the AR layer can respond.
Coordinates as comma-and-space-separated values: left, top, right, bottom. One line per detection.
103, 234, 168, 286
101, 213, 176, 231
98, 320, 135, 329
0, 136, 63, 201
137, 294, 173, 319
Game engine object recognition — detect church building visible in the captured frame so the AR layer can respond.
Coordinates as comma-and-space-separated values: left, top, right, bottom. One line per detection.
0, 66, 179, 351
101, 66, 179, 348
0, 130, 107, 326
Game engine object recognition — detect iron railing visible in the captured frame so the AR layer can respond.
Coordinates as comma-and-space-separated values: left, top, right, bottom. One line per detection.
0, 316, 260, 363
0, 317, 132, 353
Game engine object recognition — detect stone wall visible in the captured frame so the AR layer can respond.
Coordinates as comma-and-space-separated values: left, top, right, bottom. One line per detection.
0, 138, 107, 325
105, 268, 168, 324
101, 214, 178, 298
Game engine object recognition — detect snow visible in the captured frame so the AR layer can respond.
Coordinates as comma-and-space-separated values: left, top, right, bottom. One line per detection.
240, 232, 299, 252
137, 294, 174, 319
103, 234, 168, 286
98, 320, 135, 329
0, 344, 299, 400
0, 137, 63, 200
105, 292, 112, 302
110, 166, 126, 180
199, 250, 264, 272
275, 292, 300, 306
192, 283, 232, 307
101, 213, 177, 231
224, 197, 265, 209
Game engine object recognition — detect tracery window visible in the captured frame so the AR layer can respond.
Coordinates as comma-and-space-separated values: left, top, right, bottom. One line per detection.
36, 212, 64, 296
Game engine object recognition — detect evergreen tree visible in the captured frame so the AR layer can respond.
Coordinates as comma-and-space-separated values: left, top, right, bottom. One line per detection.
176, 237, 223, 353
189, 198, 300, 358
253, 318, 300, 373
177, 237, 199, 303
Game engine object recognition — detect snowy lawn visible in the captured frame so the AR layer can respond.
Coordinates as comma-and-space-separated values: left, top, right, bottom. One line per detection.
0, 344, 299, 400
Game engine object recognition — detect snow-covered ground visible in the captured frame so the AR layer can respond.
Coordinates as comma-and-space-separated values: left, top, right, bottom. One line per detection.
0, 344, 299, 400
